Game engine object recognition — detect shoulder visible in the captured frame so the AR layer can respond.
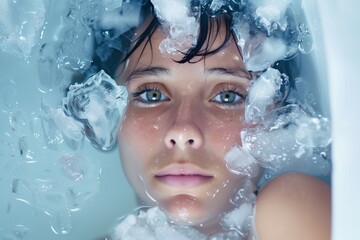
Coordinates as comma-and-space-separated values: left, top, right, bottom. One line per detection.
254, 172, 331, 240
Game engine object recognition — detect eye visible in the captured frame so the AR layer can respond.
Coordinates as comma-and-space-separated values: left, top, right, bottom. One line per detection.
212, 91, 244, 104
133, 87, 169, 103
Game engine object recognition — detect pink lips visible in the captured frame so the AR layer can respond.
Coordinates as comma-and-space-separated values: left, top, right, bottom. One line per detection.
154, 165, 213, 187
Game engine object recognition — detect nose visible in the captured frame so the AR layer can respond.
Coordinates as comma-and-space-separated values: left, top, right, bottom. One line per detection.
164, 103, 204, 150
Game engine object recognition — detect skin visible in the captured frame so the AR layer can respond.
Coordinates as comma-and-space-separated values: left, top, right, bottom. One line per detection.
255, 172, 331, 240
116, 19, 331, 238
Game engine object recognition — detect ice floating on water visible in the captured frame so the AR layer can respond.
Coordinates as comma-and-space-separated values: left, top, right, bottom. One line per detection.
151, 0, 199, 54
0, 0, 313, 74
63, 70, 128, 150
113, 179, 257, 239
231, 0, 313, 71
0, 0, 45, 59
221, 203, 253, 238
149, 0, 312, 68
112, 207, 206, 240
35, 70, 127, 152
0, 0, 329, 238
224, 145, 259, 178
296, 116, 331, 148
230, 179, 257, 207
225, 66, 331, 178
94, 0, 143, 62
56, 0, 143, 70
241, 104, 331, 175
245, 67, 289, 124
252, 0, 291, 34
41, 103, 84, 146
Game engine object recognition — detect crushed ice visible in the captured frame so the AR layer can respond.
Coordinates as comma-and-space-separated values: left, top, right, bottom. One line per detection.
112, 183, 257, 240
245, 67, 289, 125
225, 80, 331, 178
112, 207, 206, 240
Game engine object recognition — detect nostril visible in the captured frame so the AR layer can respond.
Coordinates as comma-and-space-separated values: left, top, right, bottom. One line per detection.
170, 139, 176, 145
189, 139, 194, 145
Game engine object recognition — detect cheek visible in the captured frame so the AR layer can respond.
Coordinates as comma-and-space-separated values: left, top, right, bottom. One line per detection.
117, 107, 167, 175
119, 106, 164, 144
206, 113, 245, 153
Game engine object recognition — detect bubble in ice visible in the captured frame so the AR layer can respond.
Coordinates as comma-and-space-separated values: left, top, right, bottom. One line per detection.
112, 207, 206, 240
63, 70, 128, 150
0, 0, 46, 59
245, 67, 289, 124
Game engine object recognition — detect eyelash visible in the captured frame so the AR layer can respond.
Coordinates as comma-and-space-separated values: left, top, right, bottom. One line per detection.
131, 84, 168, 104
211, 85, 246, 106
131, 84, 246, 106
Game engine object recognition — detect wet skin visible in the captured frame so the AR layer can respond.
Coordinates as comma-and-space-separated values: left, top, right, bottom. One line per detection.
116, 19, 331, 239
116, 25, 258, 232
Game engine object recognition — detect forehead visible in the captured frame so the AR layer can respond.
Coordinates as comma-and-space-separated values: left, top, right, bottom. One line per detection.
118, 19, 247, 83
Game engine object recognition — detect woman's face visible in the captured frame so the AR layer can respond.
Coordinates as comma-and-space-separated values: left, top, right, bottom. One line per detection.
117, 24, 253, 229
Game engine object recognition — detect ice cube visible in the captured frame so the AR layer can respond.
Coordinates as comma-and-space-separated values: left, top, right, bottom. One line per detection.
224, 145, 259, 178
63, 70, 128, 150
151, 0, 198, 54
245, 67, 288, 124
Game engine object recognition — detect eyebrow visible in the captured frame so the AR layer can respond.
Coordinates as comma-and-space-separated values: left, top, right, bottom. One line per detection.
205, 67, 252, 80
127, 66, 252, 83
128, 66, 170, 82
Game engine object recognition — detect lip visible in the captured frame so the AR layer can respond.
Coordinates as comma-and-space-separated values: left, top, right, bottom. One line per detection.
154, 164, 213, 187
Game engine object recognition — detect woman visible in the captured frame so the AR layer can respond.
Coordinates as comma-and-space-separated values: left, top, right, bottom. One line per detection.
106, 1, 331, 239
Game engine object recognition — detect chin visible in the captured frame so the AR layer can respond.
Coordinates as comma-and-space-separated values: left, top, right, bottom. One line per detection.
159, 194, 215, 227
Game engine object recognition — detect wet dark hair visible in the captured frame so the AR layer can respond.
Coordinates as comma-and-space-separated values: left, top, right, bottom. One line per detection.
93, 0, 299, 96
95, 0, 238, 78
